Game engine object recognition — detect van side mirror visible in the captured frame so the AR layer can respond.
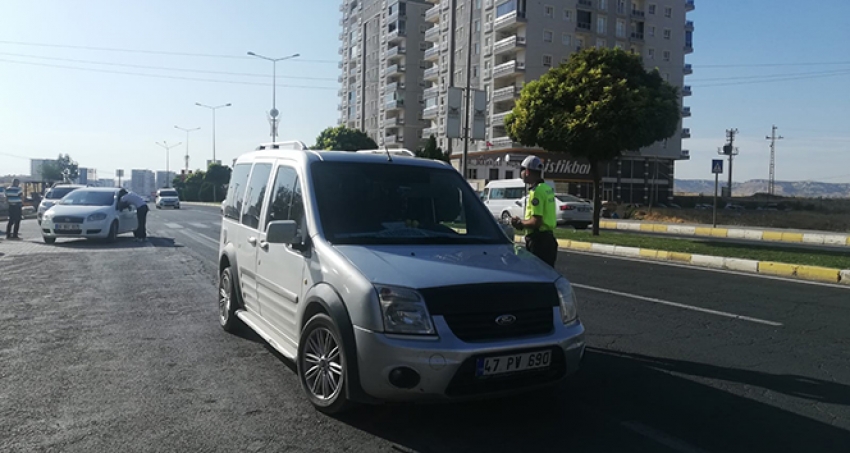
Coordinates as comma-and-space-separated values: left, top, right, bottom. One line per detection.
514, 200, 522, 207
267, 220, 298, 244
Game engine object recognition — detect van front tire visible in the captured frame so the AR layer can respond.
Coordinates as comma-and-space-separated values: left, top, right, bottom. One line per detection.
218, 267, 242, 333
298, 314, 352, 415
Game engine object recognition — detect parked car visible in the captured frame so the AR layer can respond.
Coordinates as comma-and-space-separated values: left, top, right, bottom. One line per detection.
480, 179, 592, 229
155, 188, 181, 209
217, 142, 585, 413
37, 184, 86, 225
41, 188, 138, 244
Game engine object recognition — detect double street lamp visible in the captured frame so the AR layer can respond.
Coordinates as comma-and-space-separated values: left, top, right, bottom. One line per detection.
195, 102, 231, 164
174, 125, 200, 176
155, 141, 182, 188
247, 51, 299, 142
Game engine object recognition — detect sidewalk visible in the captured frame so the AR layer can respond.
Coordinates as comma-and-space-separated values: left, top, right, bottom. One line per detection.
598, 219, 850, 248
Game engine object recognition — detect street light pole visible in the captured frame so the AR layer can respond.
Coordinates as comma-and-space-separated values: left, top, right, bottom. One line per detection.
247, 52, 300, 142
155, 141, 182, 188
195, 103, 231, 164
174, 125, 200, 176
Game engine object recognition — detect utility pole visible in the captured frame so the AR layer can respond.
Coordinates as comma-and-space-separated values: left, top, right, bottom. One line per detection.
175, 126, 200, 177
718, 128, 738, 198
765, 125, 784, 199
155, 141, 182, 188
460, 0, 475, 179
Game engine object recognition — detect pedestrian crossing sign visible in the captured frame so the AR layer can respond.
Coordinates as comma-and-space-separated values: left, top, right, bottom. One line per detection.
712, 159, 723, 174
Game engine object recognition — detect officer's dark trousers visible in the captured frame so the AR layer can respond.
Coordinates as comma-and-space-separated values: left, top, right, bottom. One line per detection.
6, 204, 22, 238
525, 230, 558, 267
135, 204, 149, 239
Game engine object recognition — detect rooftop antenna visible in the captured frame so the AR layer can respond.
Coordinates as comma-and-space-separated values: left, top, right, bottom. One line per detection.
383, 142, 393, 162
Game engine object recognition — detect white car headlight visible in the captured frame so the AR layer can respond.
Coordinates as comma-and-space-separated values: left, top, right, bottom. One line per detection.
555, 277, 579, 324
87, 212, 108, 221
376, 285, 435, 335
43, 211, 54, 221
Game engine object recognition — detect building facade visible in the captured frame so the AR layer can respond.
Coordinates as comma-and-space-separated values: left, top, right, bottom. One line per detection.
156, 171, 176, 189
77, 167, 97, 185
130, 170, 156, 198
338, 0, 694, 204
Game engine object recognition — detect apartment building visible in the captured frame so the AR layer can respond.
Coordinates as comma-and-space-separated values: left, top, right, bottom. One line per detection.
338, 0, 432, 150
156, 171, 176, 189
130, 170, 156, 198
338, 0, 694, 204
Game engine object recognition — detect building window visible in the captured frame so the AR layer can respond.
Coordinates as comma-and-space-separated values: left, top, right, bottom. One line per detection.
562, 33, 572, 46
648, 4, 656, 14
664, 6, 672, 17
505, 170, 514, 179
663, 50, 670, 61
596, 38, 606, 48
476, 0, 482, 9
617, 0, 626, 14
599, 0, 607, 10
473, 65, 479, 77
616, 19, 625, 37
545, 5, 554, 17
489, 168, 499, 180
597, 16, 607, 33
544, 29, 554, 42
564, 9, 572, 21
543, 54, 553, 67
455, 69, 464, 84
647, 48, 655, 59
474, 42, 481, 54
475, 19, 481, 32
467, 168, 478, 179
663, 28, 671, 39
577, 37, 584, 49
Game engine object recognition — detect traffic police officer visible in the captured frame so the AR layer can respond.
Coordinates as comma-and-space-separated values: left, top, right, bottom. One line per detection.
511, 156, 559, 267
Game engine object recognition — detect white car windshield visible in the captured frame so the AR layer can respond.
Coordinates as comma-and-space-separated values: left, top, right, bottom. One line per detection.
159, 190, 179, 197
59, 190, 115, 207
312, 162, 509, 246
45, 187, 80, 200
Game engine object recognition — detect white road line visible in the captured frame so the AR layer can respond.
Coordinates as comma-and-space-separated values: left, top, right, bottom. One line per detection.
620, 421, 709, 453
191, 231, 219, 245
561, 249, 850, 290
572, 283, 783, 327
176, 230, 218, 251
164, 223, 184, 229
189, 222, 209, 229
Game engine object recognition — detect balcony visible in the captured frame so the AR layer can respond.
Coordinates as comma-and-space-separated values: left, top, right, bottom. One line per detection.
423, 86, 440, 98
441, 0, 450, 9
425, 4, 440, 22
578, 0, 593, 6
491, 112, 510, 127
682, 128, 691, 139
482, 68, 492, 79
338, 61, 343, 69
494, 35, 527, 56
685, 20, 694, 31
632, 9, 645, 18
387, 28, 406, 43
424, 45, 440, 61
684, 42, 693, 53
485, 0, 494, 9
492, 85, 520, 102
494, 11, 527, 32
682, 85, 692, 96
385, 99, 405, 110
384, 116, 405, 127
682, 106, 691, 117
630, 31, 644, 41
576, 22, 592, 31
686, 0, 695, 11
489, 136, 522, 150
423, 105, 440, 119
684, 63, 693, 75
338, 75, 344, 83
385, 81, 406, 93
493, 60, 526, 79
424, 66, 440, 81
424, 25, 440, 42
386, 45, 406, 60
384, 64, 406, 77
387, 9, 406, 23
385, 134, 404, 144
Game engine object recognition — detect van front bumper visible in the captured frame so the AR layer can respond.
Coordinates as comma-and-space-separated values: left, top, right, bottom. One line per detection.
353, 309, 585, 402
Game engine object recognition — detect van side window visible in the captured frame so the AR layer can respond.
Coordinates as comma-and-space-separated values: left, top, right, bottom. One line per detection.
505, 188, 525, 199
490, 188, 505, 200
266, 166, 306, 237
224, 164, 252, 220
481, 188, 489, 200
241, 163, 272, 229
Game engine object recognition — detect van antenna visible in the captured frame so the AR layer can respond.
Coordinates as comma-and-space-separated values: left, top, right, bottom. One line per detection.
384, 144, 393, 162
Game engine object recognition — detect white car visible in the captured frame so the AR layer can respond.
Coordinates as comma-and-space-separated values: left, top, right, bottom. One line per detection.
41, 188, 138, 244
481, 179, 593, 229
155, 188, 181, 209
37, 184, 86, 225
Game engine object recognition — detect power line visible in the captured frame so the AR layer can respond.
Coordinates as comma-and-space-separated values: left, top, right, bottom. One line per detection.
0, 52, 338, 81
688, 68, 850, 83
0, 40, 337, 64
694, 70, 850, 88
696, 61, 850, 68
0, 59, 338, 90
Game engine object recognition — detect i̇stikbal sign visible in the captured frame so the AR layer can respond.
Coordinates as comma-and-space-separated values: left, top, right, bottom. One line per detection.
470, 152, 593, 181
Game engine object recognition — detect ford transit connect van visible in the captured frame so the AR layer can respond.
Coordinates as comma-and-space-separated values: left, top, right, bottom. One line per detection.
217, 141, 585, 413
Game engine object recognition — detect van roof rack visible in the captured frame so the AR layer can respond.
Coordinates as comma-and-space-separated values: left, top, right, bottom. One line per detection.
356, 148, 416, 157
255, 141, 310, 151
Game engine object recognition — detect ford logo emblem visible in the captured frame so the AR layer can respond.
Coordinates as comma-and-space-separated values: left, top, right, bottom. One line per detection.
495, 314, 517, 326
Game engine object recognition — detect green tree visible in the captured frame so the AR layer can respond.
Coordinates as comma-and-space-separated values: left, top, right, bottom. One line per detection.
415, 135, 451, 162
41, 154, 79, 183
505, 48, 680, 235
180, 170, 206, 202
205, 163, 231, 202
312, 125, 377, 151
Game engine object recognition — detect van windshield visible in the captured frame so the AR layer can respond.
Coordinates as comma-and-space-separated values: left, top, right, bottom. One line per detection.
312, 162, 510, 245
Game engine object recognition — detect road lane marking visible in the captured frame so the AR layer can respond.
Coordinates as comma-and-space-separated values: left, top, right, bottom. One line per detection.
164, 223, 184, 229
190, 222, 210, 229
620, 421, 709, 453
191, 231, 219, 246
175, 230, 218, 251
572, 283, 783, 327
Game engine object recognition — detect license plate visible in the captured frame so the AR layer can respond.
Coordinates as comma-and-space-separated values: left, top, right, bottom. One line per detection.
578, 207, 591, 212
476, 350, 551, 377
56, 223, 79, 231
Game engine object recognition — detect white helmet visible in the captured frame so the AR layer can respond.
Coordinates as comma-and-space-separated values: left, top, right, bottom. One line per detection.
520, 155, 544, 172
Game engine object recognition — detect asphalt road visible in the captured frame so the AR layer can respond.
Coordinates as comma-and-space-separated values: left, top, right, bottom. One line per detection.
2, 204, 849, 452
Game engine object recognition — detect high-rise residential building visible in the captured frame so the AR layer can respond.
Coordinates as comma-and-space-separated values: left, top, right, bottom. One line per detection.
130, 170, 156, 198
96, 178, 116, 188
338, 0, 695, 204
77, 167, 97, 185
156, 171, 176, 189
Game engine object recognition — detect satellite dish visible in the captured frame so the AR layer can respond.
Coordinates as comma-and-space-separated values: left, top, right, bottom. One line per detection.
270, 108, 279, 118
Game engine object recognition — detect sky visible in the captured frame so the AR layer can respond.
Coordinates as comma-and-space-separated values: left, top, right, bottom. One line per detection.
1, 0, 849, 183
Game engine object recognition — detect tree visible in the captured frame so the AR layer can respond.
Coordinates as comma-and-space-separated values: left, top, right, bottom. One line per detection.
179, 170, 206, 202
205, 163, 231, 202
41, 154, 79, 183
505, 48, 680, 235
312, 125, 377, 151
415, 135, 451, 162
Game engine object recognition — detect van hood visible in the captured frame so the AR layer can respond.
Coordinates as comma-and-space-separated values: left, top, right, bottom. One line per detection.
334, 244, 560, 289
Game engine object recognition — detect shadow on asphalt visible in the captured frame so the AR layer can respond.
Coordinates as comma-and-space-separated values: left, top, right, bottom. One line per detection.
330, 348, 850, 453
49, 236, 183, 249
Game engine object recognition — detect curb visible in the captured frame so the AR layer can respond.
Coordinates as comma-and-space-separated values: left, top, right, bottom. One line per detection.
520, 235, 850, 286
598, 220, 850, 248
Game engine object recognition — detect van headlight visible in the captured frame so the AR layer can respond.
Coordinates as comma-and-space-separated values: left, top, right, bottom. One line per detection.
555, 278, 579, 324
87, 212, 108, 221
376, 285, 435, 335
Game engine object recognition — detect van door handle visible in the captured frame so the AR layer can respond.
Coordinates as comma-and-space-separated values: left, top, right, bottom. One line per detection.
247, 237, 257, 246
258, 241, 269, 250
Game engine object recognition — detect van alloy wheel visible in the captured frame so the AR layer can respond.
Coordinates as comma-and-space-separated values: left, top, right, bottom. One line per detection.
302, 327, 344, 401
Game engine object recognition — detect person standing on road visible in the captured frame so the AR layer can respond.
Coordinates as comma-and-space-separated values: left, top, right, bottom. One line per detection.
5, 178, 23, 240
511, 156, 559, 267
118, 189, 149, 242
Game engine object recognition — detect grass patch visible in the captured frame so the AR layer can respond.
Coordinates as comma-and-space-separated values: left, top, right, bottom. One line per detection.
552, 229, 850, 269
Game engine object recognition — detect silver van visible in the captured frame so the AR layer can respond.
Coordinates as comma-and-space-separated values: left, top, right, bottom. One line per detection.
217, 142, 585, 413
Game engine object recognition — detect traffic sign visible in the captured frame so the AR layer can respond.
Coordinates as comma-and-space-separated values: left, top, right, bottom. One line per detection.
712, 159, 724, 174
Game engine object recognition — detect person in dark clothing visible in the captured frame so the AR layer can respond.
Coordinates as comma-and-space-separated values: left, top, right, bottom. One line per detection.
5, 179, 23, 239
118, 189, 149, 241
